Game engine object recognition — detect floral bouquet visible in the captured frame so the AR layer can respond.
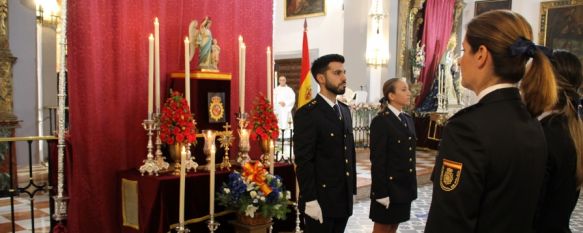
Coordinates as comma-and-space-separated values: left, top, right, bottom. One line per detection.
248, 93, 279, 141
217, 161, 291, 220
159, 91, 197, 145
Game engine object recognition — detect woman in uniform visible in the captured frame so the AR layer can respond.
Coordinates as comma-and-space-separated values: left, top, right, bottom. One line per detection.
369, 78, 417, 233
425, 10, 557, 233
536, 49, 583, 233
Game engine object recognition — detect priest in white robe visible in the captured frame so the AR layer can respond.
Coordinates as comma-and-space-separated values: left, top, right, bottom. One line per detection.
273, 76, 296, 133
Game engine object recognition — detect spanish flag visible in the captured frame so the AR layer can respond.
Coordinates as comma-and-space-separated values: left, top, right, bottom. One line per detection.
297, 19, 313, 108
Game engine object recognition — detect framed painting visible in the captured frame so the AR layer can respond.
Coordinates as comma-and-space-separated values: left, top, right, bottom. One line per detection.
285, 0, 325, 20
474, 0, 512, 16
540, 0, 583, 61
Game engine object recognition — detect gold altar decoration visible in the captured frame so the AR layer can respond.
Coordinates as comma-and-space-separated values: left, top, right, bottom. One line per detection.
427, 112, 449, 141
218, 123, 233, 171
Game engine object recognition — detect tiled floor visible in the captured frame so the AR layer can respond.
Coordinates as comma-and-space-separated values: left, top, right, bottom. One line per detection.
0, 194, 50, 233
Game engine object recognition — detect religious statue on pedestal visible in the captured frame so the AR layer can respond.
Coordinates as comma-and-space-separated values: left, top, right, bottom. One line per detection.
188, 16, 220, 71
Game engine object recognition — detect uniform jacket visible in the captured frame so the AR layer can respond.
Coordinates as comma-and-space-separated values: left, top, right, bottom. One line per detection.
425, 88, 547, 233
536, 114, 579, 233
369, 109, 417, 203
293, 94, 357, 218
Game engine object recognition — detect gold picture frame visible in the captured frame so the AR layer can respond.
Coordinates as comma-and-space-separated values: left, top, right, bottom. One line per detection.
474, 0, 512, 16
539, 0, 583, 61
284, 0, 326, 20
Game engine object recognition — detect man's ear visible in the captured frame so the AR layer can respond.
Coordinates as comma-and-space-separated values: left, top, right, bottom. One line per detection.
316, 74, 325, 84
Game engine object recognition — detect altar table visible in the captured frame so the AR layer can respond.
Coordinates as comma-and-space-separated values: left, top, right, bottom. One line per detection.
119, 163, 296, 233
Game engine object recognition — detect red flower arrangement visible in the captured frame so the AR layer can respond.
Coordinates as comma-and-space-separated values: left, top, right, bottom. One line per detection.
159, 91, 197, 145
249, 93, 279, 140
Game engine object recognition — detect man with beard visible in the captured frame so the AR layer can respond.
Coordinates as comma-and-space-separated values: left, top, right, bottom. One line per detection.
294, 54, 356, 233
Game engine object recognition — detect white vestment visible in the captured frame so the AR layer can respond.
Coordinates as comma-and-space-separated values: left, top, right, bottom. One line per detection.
273, 85, 296, 131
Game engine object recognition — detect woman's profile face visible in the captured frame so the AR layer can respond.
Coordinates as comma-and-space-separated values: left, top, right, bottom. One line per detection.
388, 80, 411, 108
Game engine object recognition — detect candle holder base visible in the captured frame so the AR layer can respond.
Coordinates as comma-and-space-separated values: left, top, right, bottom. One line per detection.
236, 152, 251, 165
207, 218, 220, 233
219, 155, 232, 171
294, 202, 303, 233
259, 154, 271, 168
140, 158, 161, 176
173, 224, 190, 233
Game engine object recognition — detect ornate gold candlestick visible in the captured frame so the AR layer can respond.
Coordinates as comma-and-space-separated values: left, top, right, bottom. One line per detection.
139, 119, 161, 176
218, 123, 233, 171
236, 112, 251, 164
182, 143, 198, 172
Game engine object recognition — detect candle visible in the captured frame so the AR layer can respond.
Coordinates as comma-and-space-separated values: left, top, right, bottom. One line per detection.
179, 145, 186, 224
294, 164, 300, 202
241, 43, 246, 111
269, 140, 274, 174
148, 34, 154, 119
238, 36, 246, 112
209, 144, 216, 216
154, 18, 161, 114
267, 47, 271, 101
184, 37, 190, 107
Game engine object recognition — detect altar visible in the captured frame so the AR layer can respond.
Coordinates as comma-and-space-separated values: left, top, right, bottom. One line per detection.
119, 163, 297, 233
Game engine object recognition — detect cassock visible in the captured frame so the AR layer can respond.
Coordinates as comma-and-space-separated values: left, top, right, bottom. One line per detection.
273, 85, 296, 130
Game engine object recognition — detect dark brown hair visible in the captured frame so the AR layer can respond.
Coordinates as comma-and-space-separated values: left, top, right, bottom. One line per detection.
466, 10, 557, 116
550, 49, 583, 187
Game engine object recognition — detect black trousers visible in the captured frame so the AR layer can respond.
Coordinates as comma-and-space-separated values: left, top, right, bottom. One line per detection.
304, 216, 349, 233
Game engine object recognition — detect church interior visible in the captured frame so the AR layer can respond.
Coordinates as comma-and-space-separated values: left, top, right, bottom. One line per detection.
0, 0, 582, 232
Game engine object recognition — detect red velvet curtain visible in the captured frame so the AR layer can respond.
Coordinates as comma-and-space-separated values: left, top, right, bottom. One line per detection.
415, 0, 456, 107
67, 1, 272, 232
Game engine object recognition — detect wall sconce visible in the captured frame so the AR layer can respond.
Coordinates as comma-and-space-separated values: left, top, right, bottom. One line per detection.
36, 0, 60, 26
365, 0, 389, 67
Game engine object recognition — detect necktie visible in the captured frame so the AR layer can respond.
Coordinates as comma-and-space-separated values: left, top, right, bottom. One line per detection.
333, 104, 342, 120
398, 113, 408, 127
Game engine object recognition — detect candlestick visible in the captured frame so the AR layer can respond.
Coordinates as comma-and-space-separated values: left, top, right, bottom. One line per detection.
202, 130, 216, 171
154, 17, 161, 114
267, 47, 272, 102
148, 34, 154, 119
184, 37, 191, 107
269, 140, 274, 174
179, 146, 186, 224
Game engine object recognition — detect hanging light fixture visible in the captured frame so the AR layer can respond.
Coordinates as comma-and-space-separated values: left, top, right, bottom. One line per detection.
36, 0, 60, 26
365, 0, 389, 67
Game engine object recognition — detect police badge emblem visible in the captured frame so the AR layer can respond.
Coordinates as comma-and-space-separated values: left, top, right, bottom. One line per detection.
440, 159, 462, 191
208, 93, 225, 123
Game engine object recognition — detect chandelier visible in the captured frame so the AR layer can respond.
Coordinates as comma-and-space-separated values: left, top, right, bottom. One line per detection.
365, 0, 389, 67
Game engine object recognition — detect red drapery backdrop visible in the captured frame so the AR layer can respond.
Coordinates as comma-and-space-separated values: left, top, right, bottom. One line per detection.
415, 0, 456, 107
67, 1, 272, 232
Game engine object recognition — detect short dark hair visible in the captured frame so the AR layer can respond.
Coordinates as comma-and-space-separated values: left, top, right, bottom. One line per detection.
310, 54, 345, 81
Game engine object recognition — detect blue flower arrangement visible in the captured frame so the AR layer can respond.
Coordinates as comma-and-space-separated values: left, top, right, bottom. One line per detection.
217, 161, 291, 220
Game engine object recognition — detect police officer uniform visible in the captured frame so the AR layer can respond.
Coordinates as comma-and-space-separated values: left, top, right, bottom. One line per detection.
425, 87, 547, 233
369, 104, 417, 224
293, 94, 357, 232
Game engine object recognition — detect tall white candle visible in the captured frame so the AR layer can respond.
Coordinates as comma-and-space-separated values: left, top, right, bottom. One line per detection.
241, 43, 246, 111
267, 47, 271, 101
148, 34, 154, 119
179, 145, 186, 224
154, 18, 161, 114
209, 145, 216, 216
184, 37, 191, 108
269, 140, 274, 174
238, 36, 245, 112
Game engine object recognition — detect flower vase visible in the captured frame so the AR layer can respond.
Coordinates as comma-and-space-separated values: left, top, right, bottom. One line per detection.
236, 213, 271, 226
167, 143, 184, 175
259, 139, 270, 166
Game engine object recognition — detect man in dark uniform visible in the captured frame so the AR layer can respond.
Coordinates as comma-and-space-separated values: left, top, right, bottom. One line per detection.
293, 54, 356, 233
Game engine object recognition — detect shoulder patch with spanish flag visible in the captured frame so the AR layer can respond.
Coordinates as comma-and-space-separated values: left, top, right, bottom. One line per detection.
440, 159, 462, 191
